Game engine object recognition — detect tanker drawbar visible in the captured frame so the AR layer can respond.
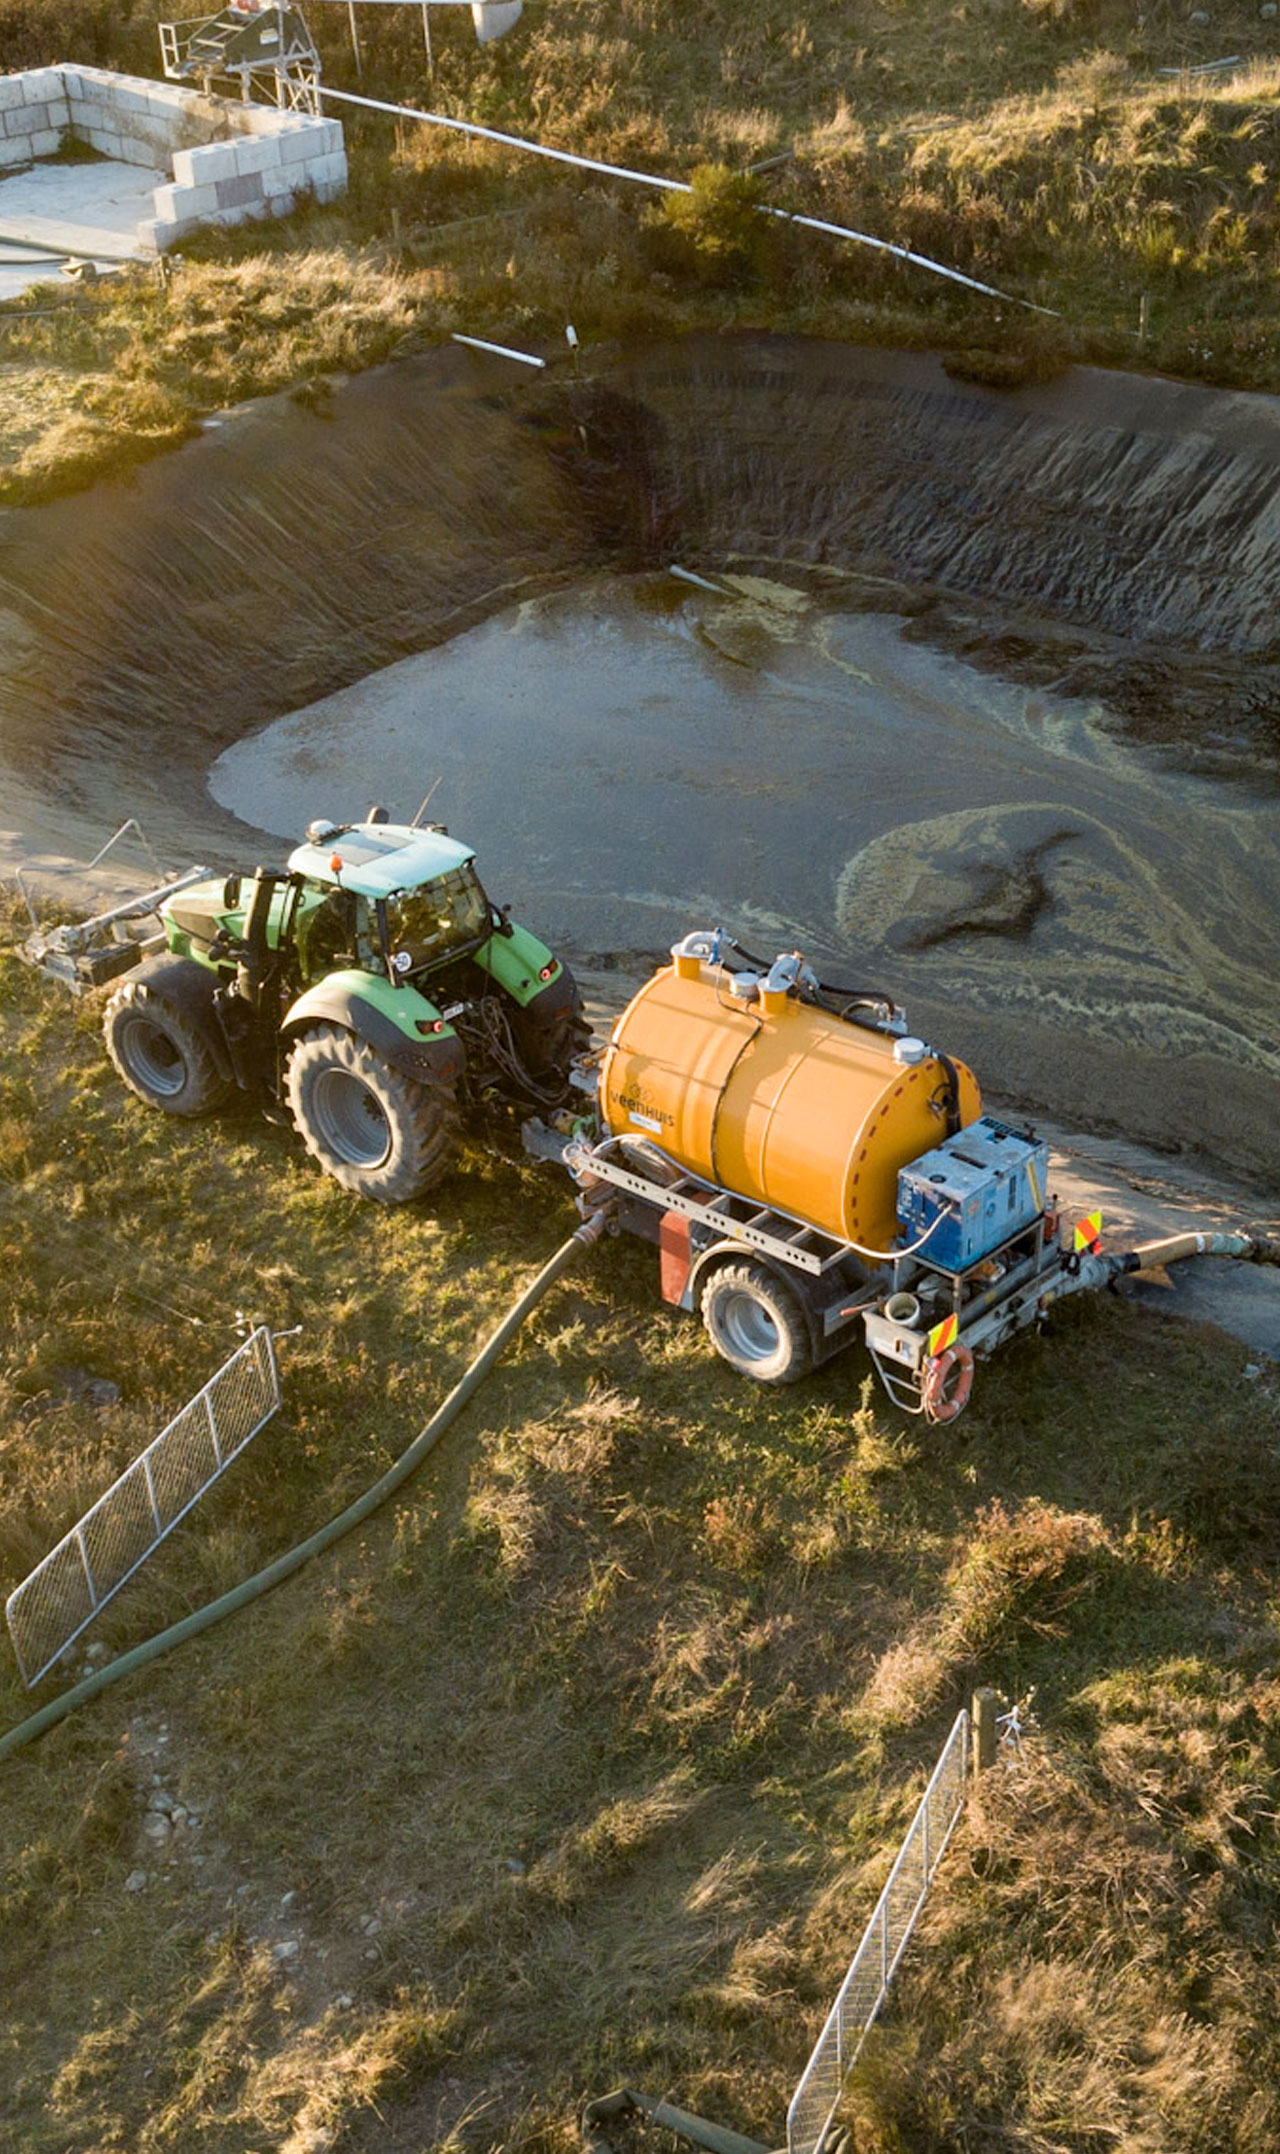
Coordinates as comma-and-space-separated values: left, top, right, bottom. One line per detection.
525, 928, 1280, 1424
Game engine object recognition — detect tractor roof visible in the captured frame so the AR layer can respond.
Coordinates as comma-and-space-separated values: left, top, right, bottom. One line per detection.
288, 822, 476, 898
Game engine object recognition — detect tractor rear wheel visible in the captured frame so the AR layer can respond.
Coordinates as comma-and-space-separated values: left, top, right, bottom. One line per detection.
286, 1024, 460, 1203
700, 1260, 814, 1385
104, 979, 231, 1117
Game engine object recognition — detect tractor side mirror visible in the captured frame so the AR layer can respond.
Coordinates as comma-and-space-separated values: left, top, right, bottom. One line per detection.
493, 904, 515, 938
223, 874, 241, 908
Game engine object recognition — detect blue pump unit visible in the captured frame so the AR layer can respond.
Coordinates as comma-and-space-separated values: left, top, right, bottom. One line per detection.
897, 1116, 1051, 1272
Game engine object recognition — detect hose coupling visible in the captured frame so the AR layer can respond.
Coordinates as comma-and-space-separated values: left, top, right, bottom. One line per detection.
574, 1200, 616, 1246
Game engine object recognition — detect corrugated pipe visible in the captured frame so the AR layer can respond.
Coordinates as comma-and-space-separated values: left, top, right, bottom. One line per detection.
0, 1213, 609, 1766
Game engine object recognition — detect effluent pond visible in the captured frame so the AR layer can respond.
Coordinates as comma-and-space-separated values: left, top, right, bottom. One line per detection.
209, 572, 1280, 1191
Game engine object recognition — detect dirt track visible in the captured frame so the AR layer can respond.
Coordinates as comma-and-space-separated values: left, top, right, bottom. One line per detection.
3, 332, 1279, 1213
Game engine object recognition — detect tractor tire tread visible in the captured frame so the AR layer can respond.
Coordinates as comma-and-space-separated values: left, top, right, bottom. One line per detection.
103, 976, 231, 1118
700, 1258, 814, 1385
286, 1022, 461, 1204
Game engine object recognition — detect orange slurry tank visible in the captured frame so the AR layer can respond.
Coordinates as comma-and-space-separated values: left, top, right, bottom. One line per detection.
599, 955, 982, 1253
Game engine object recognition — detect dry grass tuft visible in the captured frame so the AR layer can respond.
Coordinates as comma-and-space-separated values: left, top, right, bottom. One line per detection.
863, 1498, 1109, 1729
847, 1700, 1280, 2151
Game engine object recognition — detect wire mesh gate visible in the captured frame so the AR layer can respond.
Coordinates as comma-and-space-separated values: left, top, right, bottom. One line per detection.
5, 1327, 280, 1687
786, 1708, 970, 2154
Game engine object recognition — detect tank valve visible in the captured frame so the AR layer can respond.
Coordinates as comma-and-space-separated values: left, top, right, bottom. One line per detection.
671, 929, 726, 981
763, 952, 818, 997
729, 971, 761, 1001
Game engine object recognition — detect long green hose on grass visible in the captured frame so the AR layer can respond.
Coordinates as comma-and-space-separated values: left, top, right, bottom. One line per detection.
0, 1214, 608, 1766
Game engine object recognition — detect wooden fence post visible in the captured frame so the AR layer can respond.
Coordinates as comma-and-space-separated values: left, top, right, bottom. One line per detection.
973, 1688, 999, 1773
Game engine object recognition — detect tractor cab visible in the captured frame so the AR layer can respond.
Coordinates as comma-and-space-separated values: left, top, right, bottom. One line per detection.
287, 819, 496, 986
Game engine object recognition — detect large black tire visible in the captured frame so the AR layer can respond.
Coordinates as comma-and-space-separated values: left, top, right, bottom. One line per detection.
103, 978, 232, 1118
700, 1260, 814, 1385
285, 1023, 460, 1203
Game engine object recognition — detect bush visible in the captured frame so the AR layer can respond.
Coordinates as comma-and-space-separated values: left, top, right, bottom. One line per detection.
644, 162, 774, 287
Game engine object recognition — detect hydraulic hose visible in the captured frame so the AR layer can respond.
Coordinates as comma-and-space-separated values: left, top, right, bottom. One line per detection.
724, 937, 898, 1024
0, 1213, 609, 1766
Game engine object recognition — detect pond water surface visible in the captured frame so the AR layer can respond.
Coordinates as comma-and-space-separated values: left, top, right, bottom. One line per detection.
209, 571, 1280, 1185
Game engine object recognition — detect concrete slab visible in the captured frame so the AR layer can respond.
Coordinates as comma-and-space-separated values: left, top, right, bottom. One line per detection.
0, 158, 165, 297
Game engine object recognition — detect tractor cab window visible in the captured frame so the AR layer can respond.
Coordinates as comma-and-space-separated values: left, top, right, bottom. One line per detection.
386, 865, 490, 972
296, 885, 363, 981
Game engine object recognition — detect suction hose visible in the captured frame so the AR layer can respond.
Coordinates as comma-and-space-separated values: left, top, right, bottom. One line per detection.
0, 1212, 610, 1767
581, 2086, 775, 2154
1126, 1230, 1278, 1270
1038, 1226, 1280, 1319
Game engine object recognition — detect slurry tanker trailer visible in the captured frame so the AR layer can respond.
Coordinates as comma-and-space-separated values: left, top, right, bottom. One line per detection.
527, 927, 1276, 1423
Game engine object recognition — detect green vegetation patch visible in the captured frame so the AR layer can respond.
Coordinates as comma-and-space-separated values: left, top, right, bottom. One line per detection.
2, 899, 1280, 2150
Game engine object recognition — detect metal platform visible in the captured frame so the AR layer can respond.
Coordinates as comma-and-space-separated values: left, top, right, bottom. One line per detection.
563, 1138, 854, 1279
159, 5, 321, 110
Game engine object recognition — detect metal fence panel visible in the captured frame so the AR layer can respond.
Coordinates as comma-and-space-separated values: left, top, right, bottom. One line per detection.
5, 1327, 279, 1687
787, 1709, 970, 2154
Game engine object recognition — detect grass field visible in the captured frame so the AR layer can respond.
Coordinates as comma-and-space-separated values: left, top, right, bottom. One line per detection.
6, 0, 1280, 498
3, 897, 1280, 2151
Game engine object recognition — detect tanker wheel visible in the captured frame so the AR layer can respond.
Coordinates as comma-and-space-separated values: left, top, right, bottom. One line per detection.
700, 1260, 814, 1385
285, 1024, 460, 1204
103, 982, 231, 1118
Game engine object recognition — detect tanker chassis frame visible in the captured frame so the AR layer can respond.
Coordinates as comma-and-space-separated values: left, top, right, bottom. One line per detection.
526, 1124, 1114, 1423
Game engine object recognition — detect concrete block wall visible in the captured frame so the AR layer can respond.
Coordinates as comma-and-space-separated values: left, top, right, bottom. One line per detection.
0, 64, 346, 251
0, 68, 71, 166
142, 110, 345, 250
62, 67, 235, 171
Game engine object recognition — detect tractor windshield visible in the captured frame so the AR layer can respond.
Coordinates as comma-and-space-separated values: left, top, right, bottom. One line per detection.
386, 864, 491, 970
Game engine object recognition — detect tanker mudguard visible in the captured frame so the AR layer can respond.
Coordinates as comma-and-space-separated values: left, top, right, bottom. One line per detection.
282, 972, 465, 1087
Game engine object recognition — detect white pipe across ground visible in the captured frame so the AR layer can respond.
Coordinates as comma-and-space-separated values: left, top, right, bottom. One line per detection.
317, 83, 1058, 317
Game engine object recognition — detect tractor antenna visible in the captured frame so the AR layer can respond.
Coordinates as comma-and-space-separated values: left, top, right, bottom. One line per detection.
410, 779, 444, 828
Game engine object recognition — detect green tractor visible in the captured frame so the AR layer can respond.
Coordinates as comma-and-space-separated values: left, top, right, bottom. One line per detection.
88, 812, 589, 1202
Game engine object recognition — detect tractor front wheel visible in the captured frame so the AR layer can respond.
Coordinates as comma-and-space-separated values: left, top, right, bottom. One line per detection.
285, 1024, 460, 1203
104, 980, 231, 1118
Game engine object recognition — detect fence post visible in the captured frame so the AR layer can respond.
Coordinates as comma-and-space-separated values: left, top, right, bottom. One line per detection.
204, 1387, 224, 1470
141, 1454, 164, 1536
74, 1524, 99, 1611
972, 1688, 999, 1773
